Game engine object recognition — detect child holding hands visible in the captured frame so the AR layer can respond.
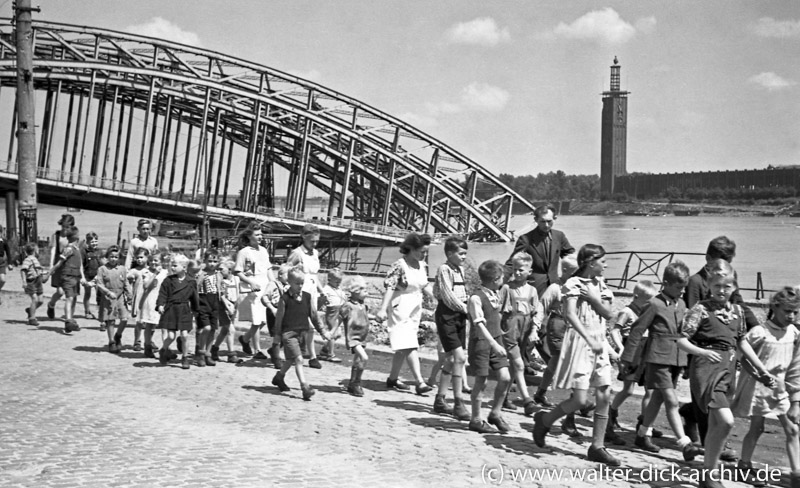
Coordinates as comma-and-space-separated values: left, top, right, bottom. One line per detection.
677, 261, 775, 488
533, 244, 619, 466
342, 276, 371, 396
157, 254, 200, 370
466, 260, 512, 434
731, 286, 800, 487
94, 245, 132, 352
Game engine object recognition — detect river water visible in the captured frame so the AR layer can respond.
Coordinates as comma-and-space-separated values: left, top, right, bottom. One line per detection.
2, 205, 798, 298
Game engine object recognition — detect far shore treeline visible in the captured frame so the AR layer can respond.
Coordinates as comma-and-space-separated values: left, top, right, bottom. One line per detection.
493, 171, 799, 208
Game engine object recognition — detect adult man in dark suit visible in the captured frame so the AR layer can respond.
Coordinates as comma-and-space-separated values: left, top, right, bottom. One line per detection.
506, 204, 575, 375
506, 204, 575, 297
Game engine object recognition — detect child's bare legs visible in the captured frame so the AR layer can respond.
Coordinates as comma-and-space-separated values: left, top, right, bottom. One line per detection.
492, 368, 511, 418
162, 330, 176, 351
64, 292, 75, 321
779, 414, 800, 476
541, 388, 590, 427
404, 349, 427, 386
82, 285, 93, 318
47, 288, 63, 315
508, 355, 533, 405
641, 387, 689, 442
305, 330, 317, 359
214, 325, 229, 349
740, 415, 764, 466
704, 407, 734, 472
143, 323, 155, 348
429, 344, 446, 386
610, 380, 637, 411
27, 294, 38, 318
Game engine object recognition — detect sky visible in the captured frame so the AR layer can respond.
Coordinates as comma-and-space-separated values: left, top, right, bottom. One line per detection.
25, 1, 800, 178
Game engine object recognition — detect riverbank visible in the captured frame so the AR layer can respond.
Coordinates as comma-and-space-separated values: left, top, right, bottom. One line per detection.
567, 200, 800, 217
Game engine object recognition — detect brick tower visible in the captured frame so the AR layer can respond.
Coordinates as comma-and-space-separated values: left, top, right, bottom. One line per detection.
600, 56, 629, 195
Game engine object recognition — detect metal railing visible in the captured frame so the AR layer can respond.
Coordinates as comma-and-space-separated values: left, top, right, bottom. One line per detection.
605, 251, 773, 300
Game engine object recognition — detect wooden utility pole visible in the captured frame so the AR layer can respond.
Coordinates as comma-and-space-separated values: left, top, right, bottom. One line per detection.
15, 0, 41, 246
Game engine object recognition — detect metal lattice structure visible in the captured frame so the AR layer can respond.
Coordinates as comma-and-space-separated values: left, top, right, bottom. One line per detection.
0, 19, 534, 242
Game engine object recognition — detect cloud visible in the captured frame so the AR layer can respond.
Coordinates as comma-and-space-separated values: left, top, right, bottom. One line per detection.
751, 17, 800, 38
125, 17, 202, 47
551, 8, 654, 44
748, 72, 796, 91
445, 17, 511, 46
403, 82, 510, 128
459, 82, 510, 111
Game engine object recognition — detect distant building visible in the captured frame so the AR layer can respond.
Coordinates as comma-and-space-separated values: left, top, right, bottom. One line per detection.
600, 57, 629, 195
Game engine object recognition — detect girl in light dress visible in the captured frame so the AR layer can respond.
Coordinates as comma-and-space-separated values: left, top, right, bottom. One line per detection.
235, 224, 272, 357
127, 248, 150, 352
532, 244, 619, 466
732, 286, 800, 488
137, 253, 169, 359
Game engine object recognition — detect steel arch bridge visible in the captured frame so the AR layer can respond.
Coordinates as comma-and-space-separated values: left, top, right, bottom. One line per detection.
0, 19, 534, 243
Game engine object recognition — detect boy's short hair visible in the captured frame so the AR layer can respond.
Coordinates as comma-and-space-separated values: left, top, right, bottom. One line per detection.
770, 286, 800, 311
85, 232, 98, 241
301, 224, 320, 236
706, 236, 736, 262
137, 219, 152, 229
288, 266, 305, 282
135, 247, 150, 257
706, 258, 733, 278
58, 213, 75, 226
218, 259, 235, 270
172, 254, 190, 267
327, 267, 344, 283
443, 237, 468, 254
511, 252, 533, 266
633, 280, 659, 299
477, 260, 504, 283
64, 225, 80, 241
105, 245, 121, 258
346, 275, 367, 293
147, 253, 162, 264
278, 264, 293, 276
203, 249, 219, 261
662, 260, 690, 285
24, 242, 37, 255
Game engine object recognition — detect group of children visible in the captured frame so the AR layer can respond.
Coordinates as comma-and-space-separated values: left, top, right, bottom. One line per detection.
425, 233, 800, 488
12, 216, 800, 488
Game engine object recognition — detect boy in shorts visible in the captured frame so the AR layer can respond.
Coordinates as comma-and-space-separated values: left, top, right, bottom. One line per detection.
432, 237, 471, 420
466, 260, 511, 434
621, 261, 704, 461
271, 268, 331, 401
49, 226, 86, 332
20, 243, 45, 325
81, 232, 102, 320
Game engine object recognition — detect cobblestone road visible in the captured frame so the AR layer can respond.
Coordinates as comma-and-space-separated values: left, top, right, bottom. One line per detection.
0, 281, 790, 487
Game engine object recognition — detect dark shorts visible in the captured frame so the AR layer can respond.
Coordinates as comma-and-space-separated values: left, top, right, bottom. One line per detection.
61, 274, 81, 298
50, 269, 63, 289
546, 315, 568, 353
281, 330, 303, 361
434, 303, 467, 352
196, 294, 220, 330
24, 276, 43, 296
645, 363, 682, 390
501, 313, 528, 350
468, 336, 509, 377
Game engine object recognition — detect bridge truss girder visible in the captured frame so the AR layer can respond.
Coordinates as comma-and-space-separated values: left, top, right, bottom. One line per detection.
0, 19, 535, 241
